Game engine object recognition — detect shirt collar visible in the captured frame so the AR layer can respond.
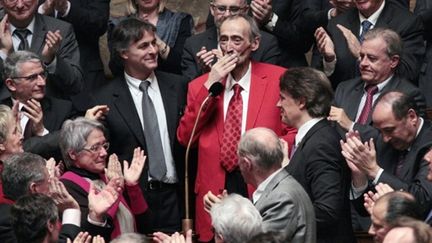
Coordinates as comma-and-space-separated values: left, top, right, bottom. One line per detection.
295, 118, 324, 146
225, 62, 251, 94
124, 71, 156, 95
252, 167, 283, 204
359, 0, 385, 26
364, 74, 393, 92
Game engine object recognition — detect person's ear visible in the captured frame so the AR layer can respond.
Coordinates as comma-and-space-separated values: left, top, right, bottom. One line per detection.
5, 78, 17, 93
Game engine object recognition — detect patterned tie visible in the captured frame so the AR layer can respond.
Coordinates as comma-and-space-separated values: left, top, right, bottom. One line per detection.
220, 84, 243, 172
14, 29, 31, 50
359, 20, 373, 43
357, 84, 378, 125
289, 140, 297, 160
139, 81, 167, 181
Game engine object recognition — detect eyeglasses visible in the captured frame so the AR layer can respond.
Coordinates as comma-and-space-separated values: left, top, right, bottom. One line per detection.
11, 70, 48, 82
3, 0, 34, 5
82, 142, 110, 153
211, 4, 246, 14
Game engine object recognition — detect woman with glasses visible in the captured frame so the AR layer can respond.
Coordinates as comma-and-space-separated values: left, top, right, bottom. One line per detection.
59, 117, 148, 241
108, 0, 193, 75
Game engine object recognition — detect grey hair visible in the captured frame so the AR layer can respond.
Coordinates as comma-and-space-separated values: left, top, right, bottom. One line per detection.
59, 117, 106, 168
220, 14, 261, 42
210, 194, 263, 243
0, 105, 14, 144
2, 152, 47, 201
363, 28, 402, 58
238, 127, 284, 170
2, 51, 42, 80
111, 233, 149, 243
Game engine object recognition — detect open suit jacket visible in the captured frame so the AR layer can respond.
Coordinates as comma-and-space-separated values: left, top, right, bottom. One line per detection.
333, 75, 426, 140
255, 169, 316, 243
92, 71, 187, 232
353, 120, 432, 216
181, 26, 281, 81
325, 0, 424, 88
177, 62, 296, 241
286, 119, 354, 243
0, 13, 83, 99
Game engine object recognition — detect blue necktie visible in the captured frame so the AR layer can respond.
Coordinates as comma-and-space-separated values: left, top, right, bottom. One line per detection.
359, 20, 373, 43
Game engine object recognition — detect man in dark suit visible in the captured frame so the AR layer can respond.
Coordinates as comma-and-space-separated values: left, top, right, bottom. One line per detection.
238, 127, 316, 243
181, 0, 281, 81
1, 51, 74, 159
250, 0, 311, 67
278, 67, 354, 243
341, 91, 432, 218
38, 0, 110, 111
0, 0, 83, 99
314, 0, 424, 88
330, 28, 426, 141
93, 18, 187, 234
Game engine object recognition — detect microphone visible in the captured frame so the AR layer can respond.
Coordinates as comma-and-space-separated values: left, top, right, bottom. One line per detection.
208, 82, 224, 97
183, 81, 224, 233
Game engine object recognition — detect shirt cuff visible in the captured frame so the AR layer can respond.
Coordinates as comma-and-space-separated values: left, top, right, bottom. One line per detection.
62, 209, 81, 227
323, 57, 336, 76
45, 56, 57, 73
350, 181, 368, 200
349, 122, 356, 131
87, 214, 107, 227
41, 128, 49, 136
0, 50, 7, 61
327, 8, 335, 20
372, 168, 384, 185
265, 13, 278, 32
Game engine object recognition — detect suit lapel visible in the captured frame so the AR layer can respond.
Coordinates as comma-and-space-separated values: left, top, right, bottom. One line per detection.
246, 64, 267, 129
31, 14, 47, 55
111, 78, 146, 146
347, 79, 365, 120
157, 72, 176, 145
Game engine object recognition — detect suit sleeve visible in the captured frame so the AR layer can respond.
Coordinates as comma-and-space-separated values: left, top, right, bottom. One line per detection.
181, 37, 202, 81
52, 23, 83, 95
258, 33, 281, 65
58, 224, 81, 243
176, 81, 219, 147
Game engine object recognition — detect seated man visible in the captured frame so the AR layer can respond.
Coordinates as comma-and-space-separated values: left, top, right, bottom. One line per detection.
368, 191, 423, 243
2, 51, 75, 159
210, 194, 263, 243
383, 216, 432, 243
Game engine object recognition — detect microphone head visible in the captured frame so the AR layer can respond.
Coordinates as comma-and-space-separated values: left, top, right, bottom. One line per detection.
209, 82, 224, 97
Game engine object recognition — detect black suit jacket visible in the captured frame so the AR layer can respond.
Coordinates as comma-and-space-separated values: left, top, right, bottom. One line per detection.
92, 71, 187, 191
181, 26, 281, 81
0, 95, 75, 159
324, 0, 425, 88
286, 119, 354, 243
353, 121, 432, 216
333, 75, 426, 140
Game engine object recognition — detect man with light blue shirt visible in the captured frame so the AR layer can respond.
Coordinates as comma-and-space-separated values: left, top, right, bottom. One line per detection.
330, 28, 426, 141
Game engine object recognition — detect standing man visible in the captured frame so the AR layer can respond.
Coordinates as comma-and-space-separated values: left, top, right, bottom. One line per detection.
341, 91, 432, 218
277, 67, 354, 242
314, 0, 424, 88
177, 14, 295, 242
330, 28, 425, 141
181, 0, 280, 81
93, 18, 187, 234
0, 0, 83, 99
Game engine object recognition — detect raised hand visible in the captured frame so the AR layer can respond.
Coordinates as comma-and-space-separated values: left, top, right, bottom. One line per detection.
41, 30, 62, 64
250, 0, 273, 25
328, 106, 353, 131
337, 24, 361, 59
196, 47, 218, 73
315, 27, 336, 62
87, 178, 121, 223
203, 190, 227, 213
0, 14, 13, 56
22, 99, 45, 136
205, 53, 239, 89
49, 177, 80, 213
39, 0, 55, 15
85, 105, 109, 121
123, 147, 146, 186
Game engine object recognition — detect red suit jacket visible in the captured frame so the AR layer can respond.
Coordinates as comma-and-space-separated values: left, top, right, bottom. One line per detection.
177, 62, 296, 241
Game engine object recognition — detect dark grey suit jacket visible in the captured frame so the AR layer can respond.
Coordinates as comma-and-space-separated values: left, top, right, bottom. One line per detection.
286, 119, 354, 243
255, 169, 316, 243
353, 120, 432, 217
181, 26, 281, 81
333, 75, 426, 140
324, 0, 425, 88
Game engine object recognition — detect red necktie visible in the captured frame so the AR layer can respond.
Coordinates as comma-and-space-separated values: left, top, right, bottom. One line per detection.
357, 84, 378, 125
220, 84, 243, 172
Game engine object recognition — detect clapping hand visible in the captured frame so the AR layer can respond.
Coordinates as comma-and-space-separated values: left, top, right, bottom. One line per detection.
123, 147, 146, 186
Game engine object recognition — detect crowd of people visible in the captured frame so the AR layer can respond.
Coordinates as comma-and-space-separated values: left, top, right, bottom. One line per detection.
0, 0, 431, 242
